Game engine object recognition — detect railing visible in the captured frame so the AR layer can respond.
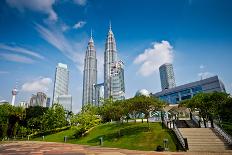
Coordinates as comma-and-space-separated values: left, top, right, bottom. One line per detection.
173, 123, 187, 149
213, 123, 232, 145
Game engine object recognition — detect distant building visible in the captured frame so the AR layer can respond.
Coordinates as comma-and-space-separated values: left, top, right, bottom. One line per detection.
159, 63, 176, 90
110, 61, 125, 100
19, 101, 28, 108
0, 100, 8, 105
154, 76, 226, 104
46, 97, 51, 108
53, 63, 69, 104
57, 95, 72, 112
94, 83, 104, 106
135, 89, 151, 97
29, 92, 47, 107
11, 88, 18, 106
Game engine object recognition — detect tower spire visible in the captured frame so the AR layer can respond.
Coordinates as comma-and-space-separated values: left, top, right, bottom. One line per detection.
90, 28, 93, 39
109, 20, 112, 31
89, 29, 94, 43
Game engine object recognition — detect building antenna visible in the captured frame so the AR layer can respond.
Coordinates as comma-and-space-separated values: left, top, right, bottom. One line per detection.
109, 20, 112, 30
90, 28, 93, 38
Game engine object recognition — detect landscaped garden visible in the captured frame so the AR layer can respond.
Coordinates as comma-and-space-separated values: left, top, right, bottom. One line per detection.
32, 122, 180, 151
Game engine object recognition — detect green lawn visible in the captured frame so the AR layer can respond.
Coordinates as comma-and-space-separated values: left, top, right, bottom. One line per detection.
33, 122, 182, 151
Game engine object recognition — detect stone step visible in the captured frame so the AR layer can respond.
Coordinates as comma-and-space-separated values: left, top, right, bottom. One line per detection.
188, 142, 226, 145
183, 136, 220, 139
178, 128, 231, 151
188, 143, 226, 147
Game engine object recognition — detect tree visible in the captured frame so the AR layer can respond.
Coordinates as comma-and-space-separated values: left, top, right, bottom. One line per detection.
179, 92, 229, 128
71, 104, 101, 138
41, 104, 66, 131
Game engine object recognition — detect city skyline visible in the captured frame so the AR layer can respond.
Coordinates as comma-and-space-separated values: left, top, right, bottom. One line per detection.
0, 0, 232, 112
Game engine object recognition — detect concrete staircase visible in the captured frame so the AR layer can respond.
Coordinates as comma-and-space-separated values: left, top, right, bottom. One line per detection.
179, 128, 232, 152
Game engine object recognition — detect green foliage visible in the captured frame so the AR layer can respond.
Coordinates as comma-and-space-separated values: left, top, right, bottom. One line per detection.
29, 126, 70, 138
179, 92, 231, 127
34, 123, 181, 151
99, 96, 166, 123
0, 103, 67, 139
41, 104, 67, 130
71, 104, 101, 138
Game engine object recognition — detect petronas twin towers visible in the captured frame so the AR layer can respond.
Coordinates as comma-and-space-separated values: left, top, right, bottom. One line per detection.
82, 23, 125, 107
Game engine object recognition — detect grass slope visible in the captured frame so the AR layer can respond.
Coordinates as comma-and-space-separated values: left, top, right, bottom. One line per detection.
33, 122, 181, 151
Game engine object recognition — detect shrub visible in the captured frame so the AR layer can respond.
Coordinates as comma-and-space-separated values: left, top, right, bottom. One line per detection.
29, 126, 70, 138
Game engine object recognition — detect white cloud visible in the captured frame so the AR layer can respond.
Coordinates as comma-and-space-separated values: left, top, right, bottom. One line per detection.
73, 21, 87, 29
0, 53, 34, 63
200, 64, 205, 69
6, 0, 57, 21
73, 0, 87, 6
0, 44, 44, 59
21, 77, 52, 93
61, 23, 70, 32
133, 40, 174, 76
35, 24, 86, 72
198, 72, 214, 79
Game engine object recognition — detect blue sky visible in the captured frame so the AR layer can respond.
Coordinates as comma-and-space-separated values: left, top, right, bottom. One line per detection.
0, 0, 232, 112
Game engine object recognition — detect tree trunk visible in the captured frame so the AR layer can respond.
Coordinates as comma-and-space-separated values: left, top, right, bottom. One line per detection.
190, 112, 192, 120
142, 118, 143, 123
203, 118, 207, 128
210, 117, 214, 128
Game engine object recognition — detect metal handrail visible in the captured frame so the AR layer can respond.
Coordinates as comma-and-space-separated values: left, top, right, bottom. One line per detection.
213, 123, 232, 145
173, 123, 186, 149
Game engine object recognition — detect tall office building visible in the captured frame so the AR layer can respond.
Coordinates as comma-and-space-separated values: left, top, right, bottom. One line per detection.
104, 23, 125, 100
82, 32, 97, 107
94, 83, 104, 106
52, 63, 69, 104
57, 95, 72, 112
110, 61, 125, 100
159, 63, 176, 90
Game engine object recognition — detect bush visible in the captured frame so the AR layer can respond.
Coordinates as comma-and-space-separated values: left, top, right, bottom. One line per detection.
73, 126, 87, 138
29, 126, 70, 138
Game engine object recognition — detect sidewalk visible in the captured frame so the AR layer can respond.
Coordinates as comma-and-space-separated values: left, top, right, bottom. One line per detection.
0, 141, 231, 155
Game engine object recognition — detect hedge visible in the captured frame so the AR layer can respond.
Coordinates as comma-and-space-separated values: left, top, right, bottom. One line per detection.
29, 126, 71, 138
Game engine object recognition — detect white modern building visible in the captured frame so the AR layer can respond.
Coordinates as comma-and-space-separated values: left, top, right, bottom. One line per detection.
57, 95, 72, 112
154, 76, 226, 104
52, 63, 69, 104
159, 63, 176, 90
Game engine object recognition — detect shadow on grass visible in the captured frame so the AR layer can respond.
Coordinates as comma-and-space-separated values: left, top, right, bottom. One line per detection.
166, 129, 185, 151
87, 125, 149, 143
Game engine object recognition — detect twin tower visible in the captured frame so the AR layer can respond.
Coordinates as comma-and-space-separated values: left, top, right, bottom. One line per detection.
82, 24, 125, 107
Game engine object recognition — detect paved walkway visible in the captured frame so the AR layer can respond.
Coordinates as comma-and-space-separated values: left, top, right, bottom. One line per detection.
0, 141, 232, 155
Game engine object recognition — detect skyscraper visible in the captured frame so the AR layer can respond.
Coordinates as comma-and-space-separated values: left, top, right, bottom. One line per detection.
82, 32, 97, 107
57, 95, 72, 112
159, 63, 176, 90
94, 83, 104, 106
52, 63, 69, 104
110, 60, 125, 100
104, 23, 125, 100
